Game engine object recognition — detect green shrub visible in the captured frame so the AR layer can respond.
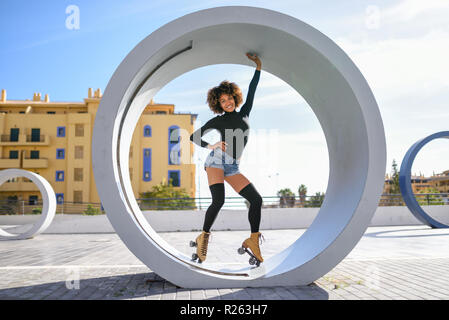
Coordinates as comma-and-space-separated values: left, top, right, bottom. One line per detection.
31, 207, 42, 215
84, 204, 101, 215
140, 180, 196, 210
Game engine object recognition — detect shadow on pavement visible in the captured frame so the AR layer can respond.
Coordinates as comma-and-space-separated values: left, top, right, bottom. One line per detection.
365, 227, 449, 238
0, 271, 329, 300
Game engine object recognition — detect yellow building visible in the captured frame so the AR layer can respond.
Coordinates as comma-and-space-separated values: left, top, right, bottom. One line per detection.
0, 88, 197, 210
429, 170, 449, 193
383, 173, 432, 194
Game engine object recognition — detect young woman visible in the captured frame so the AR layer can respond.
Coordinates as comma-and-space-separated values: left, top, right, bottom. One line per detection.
189, 52, 264, 265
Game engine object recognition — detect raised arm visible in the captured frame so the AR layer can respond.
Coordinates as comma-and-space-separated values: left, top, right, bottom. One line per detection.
240, 53, 261, 118
239, 68, 261, 118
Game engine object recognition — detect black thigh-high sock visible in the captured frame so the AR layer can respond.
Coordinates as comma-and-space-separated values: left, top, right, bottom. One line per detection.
202, 183, 225, 232
239, 183, 262, 233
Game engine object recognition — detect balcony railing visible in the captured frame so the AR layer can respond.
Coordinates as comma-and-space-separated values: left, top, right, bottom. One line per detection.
0, 177, 39, 191
0, 134, 49, 145
22, 158, 48, 168
26, 135, 46, 143
0, 158, 21, 169
0, 193, 447, 215
1, 135, 17, 142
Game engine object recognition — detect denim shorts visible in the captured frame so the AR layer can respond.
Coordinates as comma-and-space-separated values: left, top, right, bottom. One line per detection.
204, 148, 241, 177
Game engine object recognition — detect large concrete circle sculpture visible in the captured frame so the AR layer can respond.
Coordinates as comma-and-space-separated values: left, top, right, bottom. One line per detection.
0, 169, 56, 240
92, 6, 386, 288
399, 131, 449, 229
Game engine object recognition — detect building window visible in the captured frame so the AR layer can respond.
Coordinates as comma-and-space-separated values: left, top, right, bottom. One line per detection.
56, 171, 64, 182
143, 125, 152, 137
75, 146, 83, 159
74, 168, 83, 182
73, 191, 83, 203
30, 150, 39, 159
75, 124, 84, 137
56, 193, 64, 204
57, 126, 66, 137
56, 148, 65, 159
30, 128, 41, 142
168, 170, 181, 187
29, 195, 38, 205
143, 148, 151, 182
168, 125, 180, 165
9, 150, 19, 159
10, 128, 19, 142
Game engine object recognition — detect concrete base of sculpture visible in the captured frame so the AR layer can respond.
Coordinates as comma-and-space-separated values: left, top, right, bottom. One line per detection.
92, 6, 386, 288
0, 169, 56, 240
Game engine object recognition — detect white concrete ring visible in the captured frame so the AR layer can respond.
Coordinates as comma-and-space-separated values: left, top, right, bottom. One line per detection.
0, 169, 56, 240
92, 6, 386, 288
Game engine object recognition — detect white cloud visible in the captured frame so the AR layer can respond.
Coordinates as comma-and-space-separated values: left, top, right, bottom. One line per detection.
335, 28, 449, 101
382, 0, 449, 22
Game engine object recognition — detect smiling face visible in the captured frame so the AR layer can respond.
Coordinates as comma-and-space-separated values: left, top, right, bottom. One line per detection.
219, 94, 236, 113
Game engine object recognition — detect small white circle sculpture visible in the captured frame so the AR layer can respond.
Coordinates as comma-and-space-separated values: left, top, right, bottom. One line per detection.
92, 6, 386, 288
0, 169, 56, 240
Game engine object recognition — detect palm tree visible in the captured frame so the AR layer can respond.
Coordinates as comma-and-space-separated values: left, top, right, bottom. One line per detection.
298, 184, 307, 206
277, 188, 295, 208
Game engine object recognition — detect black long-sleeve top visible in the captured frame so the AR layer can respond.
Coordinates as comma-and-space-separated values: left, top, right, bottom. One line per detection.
190, 69, 261, 160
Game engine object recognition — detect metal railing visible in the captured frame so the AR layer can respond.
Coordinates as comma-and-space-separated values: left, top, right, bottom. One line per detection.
26, 135, 45, 142
0, 135, 18, 142
0, 200, 104, 215
1, 193, 448, 215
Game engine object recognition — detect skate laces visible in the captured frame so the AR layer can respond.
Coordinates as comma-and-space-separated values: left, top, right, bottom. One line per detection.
259, 233, 265, 245
200, 233, 210, 256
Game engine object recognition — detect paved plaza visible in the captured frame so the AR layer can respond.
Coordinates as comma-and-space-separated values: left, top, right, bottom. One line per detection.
1, 225, 449, 300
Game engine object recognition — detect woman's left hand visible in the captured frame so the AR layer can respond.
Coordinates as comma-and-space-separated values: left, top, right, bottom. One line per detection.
246, 52, 261, 69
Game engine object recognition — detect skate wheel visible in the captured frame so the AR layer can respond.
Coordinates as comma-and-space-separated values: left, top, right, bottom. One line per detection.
192, 253, 198, 261
237, 247, 245, 255
190, 240, 197, 247
249, 257, 256, 265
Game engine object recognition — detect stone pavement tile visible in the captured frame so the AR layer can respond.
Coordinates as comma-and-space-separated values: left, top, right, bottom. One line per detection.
271, 286, 298, 300
32, 283, 66, 300
217, 288, 233, 299
244, 287, 276, 300
189, 289, 206, 300
160, 281, 178, 300
326, 292, 344, 300
176, 288, 191, 300
73, 285, 99, 300
283, 286, 322, 300
228, 288, 251, 300
147, 281, 163, 300
103, 275, 134, 300
204, 288, 221, 300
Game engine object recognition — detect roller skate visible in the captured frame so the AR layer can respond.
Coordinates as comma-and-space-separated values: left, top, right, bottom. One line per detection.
189, 231, 211, 263
237, 232, 265, 267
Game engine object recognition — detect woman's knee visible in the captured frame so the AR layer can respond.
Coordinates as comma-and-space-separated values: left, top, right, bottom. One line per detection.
250, 192, 262, 208
239, 183, 262, 207
254, 193, 263, 207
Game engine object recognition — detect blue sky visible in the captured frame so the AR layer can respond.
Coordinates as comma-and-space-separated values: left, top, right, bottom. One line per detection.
1, 0, 449, 199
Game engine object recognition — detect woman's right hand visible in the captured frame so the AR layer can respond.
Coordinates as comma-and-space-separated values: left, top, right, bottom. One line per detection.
208, 141, 227, 151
